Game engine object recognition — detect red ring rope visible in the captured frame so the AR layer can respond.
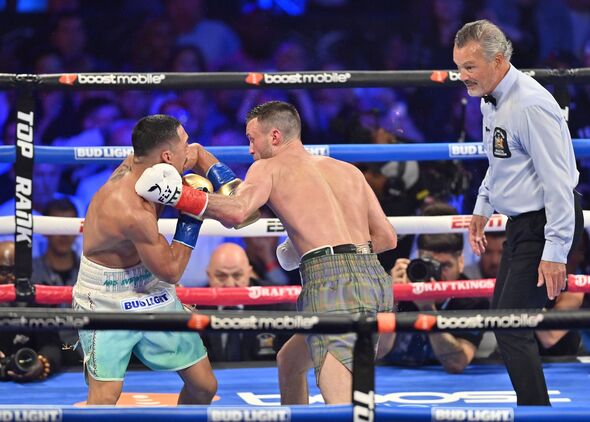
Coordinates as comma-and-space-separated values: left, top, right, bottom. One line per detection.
1, 274, 587, 306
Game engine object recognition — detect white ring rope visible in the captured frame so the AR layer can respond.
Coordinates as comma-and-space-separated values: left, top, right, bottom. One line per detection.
2, 212, 589, 237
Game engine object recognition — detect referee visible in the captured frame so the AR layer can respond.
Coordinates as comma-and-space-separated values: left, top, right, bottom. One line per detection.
453, 20, 584, 406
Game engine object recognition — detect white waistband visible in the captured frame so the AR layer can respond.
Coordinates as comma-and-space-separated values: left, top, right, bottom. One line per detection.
76, 255, 158, 293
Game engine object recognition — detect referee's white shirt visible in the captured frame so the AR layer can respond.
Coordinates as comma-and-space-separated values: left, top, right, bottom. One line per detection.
473, 65, 579, 264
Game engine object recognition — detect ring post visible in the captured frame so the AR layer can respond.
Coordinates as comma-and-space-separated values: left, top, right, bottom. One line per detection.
352, 315, 376, 422
13, 75, 37, 303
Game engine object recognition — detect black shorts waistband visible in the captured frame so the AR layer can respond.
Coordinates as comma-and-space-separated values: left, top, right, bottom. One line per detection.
300, 243, 370, 264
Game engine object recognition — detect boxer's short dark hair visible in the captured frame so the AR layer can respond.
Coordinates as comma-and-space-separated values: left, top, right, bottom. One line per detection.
132, 114, 181, 157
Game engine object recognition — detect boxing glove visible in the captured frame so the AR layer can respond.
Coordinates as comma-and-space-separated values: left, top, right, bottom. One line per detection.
206, 162, 261, 228
172, 174, 214, 249
135, 163, 208, 218
276, 238, 300, 271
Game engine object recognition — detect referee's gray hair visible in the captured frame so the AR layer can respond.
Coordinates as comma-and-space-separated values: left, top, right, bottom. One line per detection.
455, 19, 513, 62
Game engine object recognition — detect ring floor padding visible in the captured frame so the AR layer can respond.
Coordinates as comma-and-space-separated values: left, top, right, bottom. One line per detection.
1, 363, 589, 421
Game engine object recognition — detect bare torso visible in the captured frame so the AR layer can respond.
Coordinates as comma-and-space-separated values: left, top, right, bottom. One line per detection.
83, 158, 161, 268
265, 148, 372, 255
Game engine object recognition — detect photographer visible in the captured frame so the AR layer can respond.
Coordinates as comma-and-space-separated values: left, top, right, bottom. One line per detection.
385, 231, 489, 373
0, 241, 62, 382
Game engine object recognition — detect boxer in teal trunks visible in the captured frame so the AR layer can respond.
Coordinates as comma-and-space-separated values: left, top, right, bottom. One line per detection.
74, 115, 217, 405
73, 257, 207, 381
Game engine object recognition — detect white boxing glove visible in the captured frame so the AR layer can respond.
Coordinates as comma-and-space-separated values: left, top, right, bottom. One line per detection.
135, 163, 208, 217
276, 238, 300, 271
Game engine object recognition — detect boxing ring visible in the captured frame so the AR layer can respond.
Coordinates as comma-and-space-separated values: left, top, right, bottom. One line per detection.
1, 69, 590, 421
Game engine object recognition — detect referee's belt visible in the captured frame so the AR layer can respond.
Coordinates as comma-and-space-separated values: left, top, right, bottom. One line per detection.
300, 243, 372, 264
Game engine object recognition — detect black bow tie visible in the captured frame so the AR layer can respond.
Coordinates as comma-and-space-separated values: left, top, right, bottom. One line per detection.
483, 95, 496, 106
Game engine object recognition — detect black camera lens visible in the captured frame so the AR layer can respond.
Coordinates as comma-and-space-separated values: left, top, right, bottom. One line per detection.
407, 258, 442, 283
11, 348, 38, 374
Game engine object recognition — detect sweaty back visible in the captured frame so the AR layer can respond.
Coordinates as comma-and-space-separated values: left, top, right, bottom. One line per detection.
268, 152, 371, 253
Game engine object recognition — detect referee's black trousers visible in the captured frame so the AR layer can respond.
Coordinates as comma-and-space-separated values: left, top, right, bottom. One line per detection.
491, 191, 583, 406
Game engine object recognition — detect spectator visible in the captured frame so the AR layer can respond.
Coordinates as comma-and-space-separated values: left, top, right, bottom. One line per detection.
0, 116, 16, 204
117, 91, 152, 121
48, 12, 100, 72
200, 243, 291, 362
533, 229, 589, 357
383, 203, 489, 373
30, 198, 82, 366
75, 119, 135, 212
129, 17, 175, 72
178, 90, 228, 145
575, 230, 590, 352
169, 44, 207, 73
242, 207, 290, 286
270, 37, 319, 137
53, 97, 122, 193
464, 231, 506, 280
482, 0, 573, 66
166, 0, 242, 71
358, 161, 424, 261
463, 231, 505, 357
0, 241, 62, 382
0, 163, 83, 257
535, 292, 583, 357
31, 198, 80, 287
53, 97, 121, 150
31, 51, 78, 145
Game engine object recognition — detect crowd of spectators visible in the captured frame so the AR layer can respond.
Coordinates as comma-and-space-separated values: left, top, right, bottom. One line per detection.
1, 0, 590, 373
1, 1, 589, 214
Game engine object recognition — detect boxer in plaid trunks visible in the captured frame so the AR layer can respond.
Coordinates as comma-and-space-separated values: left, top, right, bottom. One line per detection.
298, 253, 394, 382
137, 101, 398, 404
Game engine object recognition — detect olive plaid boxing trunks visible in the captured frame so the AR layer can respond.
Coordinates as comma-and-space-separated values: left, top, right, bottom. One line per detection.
298, 253, 393, 384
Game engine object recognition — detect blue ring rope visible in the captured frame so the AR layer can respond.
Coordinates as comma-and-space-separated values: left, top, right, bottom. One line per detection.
1, 139, 589, 164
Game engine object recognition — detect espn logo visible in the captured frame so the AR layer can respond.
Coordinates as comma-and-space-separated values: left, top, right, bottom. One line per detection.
450, 214, 504, 230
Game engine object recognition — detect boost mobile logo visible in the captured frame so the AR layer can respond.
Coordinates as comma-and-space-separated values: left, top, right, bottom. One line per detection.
59, 73, 166, 85
0, 315, 90, 329
210, 315, 320, 330
245, 72, 352, 85
437, 313, 544, 330
430, 70, 461, 83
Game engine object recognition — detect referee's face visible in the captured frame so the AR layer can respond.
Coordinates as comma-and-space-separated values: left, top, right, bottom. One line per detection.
453, 41, 499, 98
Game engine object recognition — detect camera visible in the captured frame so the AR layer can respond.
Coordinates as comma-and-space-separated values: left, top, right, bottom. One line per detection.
407, 257, 442, 283
0, 348, 39, 379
